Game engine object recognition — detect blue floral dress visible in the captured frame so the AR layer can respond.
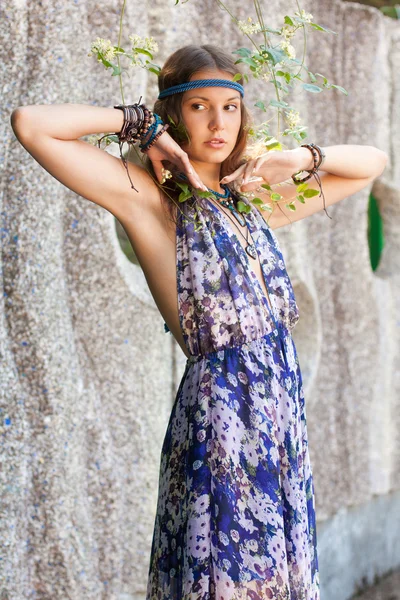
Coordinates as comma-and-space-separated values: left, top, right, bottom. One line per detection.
146, 192, 319, 600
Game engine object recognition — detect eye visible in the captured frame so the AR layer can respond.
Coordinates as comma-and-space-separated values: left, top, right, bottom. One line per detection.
191, 103, 239, 111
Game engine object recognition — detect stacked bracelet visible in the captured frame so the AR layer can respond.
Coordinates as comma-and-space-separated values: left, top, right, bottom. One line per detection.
114, 103, 154, 143
141, 124, 170, 152
109, 100, 169, 192
291, 143, 326, 184
291, 143, 332, 220
139, 113, 163, 151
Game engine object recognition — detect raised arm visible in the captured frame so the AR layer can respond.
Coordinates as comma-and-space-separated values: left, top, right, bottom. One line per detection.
10, 103, 205, 224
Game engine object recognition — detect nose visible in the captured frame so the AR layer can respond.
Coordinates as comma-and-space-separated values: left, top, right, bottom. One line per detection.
209, 108, 225, 132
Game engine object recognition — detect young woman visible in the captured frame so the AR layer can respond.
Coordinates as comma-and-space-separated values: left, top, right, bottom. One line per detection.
11, 44, 387, 599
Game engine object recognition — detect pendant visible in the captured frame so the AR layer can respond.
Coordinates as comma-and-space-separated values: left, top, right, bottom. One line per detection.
246, 244, 257, 259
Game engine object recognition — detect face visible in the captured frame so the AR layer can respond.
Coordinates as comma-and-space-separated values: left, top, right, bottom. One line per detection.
180, 69, 242, 165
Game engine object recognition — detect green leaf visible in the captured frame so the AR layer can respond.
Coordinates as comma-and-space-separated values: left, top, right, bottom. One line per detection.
263, 27, 281, 34
176, 181, 189, 193
100, 57, 113, 69
331, 84, 348, 95
107, 135, 120, 144
269, 99, 289, 108
251, 197, 264, 205
265, 141, 282, 151
197, 190, 213, 198
296, 182, 309, 193
284, 15, 294, 26
271, 193, 282, 201
286, 203, 297, 211
309, 22, 337, 34
297, 195, 306, 203
303, 188, 320, 198
148, 66, 161, 76
111, 65, 122, 76
233, 72, 243, 82
254, 101, 267, 112
235, 56, 258, 68
302, 83, 323, 93
261, 183, 272, 190
307, 70, 317, 83
265, 47, 286, 65
133, 47, 153, 59
237, 201, 251, 213
315, 72, 329, 85
178, 191, 192, 203
232, 47, 252, 58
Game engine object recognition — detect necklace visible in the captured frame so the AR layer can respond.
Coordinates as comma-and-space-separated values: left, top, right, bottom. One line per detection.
207, 190, 257, 260
207, 184, 247, 228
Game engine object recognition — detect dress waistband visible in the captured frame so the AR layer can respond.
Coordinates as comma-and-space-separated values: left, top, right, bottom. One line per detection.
185, 323, 290, 365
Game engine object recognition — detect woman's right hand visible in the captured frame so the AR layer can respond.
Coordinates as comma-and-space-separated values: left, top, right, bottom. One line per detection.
143, 125, 208, 191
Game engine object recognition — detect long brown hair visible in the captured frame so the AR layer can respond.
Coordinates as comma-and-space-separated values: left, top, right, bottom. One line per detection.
142, 44, 253, 221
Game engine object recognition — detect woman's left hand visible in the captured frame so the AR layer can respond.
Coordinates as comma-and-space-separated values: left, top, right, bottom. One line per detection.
220, 149, 309, 192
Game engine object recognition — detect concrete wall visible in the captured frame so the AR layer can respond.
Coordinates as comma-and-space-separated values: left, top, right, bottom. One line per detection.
0, 0, 399, 598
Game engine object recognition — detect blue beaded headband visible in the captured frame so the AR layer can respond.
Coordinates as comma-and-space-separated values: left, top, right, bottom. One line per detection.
158, 78, 245, 100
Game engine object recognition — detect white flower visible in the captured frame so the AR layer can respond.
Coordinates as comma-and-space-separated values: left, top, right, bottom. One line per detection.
129, 34, 159, 54
161, 168, 172, 184
89, 38, 116, 62
281, 24, 296, 40
280, 40, 296, 59
286, 109, 301, 128
299, 9, 313, 23
237, 17, 262, 35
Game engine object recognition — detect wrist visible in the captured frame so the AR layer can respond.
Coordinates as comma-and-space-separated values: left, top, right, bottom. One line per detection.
291, 146, 315, 172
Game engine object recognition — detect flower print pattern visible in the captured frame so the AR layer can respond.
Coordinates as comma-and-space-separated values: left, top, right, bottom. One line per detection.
147, 193, 319, 599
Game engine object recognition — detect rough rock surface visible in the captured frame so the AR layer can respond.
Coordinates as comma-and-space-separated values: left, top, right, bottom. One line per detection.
1, 1, 399, 599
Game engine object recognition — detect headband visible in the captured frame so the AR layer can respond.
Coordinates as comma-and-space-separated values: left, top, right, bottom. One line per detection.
158, 78, 245, 100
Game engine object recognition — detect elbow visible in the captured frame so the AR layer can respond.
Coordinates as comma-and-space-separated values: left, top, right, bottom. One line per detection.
373, 147, 389, 178
10, 107, 33, 141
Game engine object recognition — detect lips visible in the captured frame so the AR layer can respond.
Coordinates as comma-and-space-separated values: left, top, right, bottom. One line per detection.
205, 138, 227, 149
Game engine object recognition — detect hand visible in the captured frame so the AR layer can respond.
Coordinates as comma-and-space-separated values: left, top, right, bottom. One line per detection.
220, 148, 310, 192
143, 125, 208, 191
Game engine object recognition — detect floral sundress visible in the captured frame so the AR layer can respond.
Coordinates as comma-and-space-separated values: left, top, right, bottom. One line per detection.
146, 192, 320, 600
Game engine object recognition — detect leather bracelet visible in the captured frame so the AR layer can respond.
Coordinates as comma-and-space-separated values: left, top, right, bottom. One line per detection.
291, 143, 325, 184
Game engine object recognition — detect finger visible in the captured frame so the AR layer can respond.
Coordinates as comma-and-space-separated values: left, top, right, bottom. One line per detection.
179, 153, 207, 191
241, 160, 258, 186
240, 178, 265, 192
220, 163, 246, 184
152, 160, 164, 184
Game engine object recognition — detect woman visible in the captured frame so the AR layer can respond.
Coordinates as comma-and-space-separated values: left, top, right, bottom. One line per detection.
11, 44, 387, 599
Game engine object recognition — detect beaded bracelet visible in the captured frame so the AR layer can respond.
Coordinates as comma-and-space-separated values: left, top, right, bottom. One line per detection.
139, 113, 164, 151
141, 124, 170, 152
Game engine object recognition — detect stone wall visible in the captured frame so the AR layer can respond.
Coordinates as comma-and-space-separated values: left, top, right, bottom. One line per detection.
1, 0, 399, 598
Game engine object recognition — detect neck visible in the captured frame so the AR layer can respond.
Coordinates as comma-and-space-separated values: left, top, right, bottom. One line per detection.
186, 159, 223, 193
